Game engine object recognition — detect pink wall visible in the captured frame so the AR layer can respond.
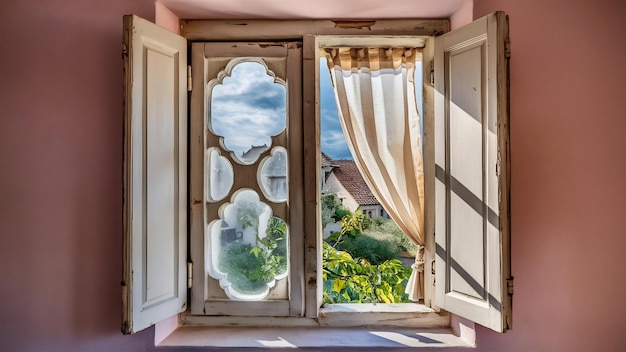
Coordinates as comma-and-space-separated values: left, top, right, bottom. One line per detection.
449, 0, 473, 30
156, 0, 181, 34
1, 0, 625, 351
472, 0, 626, 350
0, 1, 157, 351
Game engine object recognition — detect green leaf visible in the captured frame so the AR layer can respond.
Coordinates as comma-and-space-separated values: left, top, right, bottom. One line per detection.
332, 279, 346, 292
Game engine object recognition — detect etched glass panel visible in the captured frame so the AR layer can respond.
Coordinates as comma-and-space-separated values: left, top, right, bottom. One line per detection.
206, 147, 234, 202
258, 147, 288, 203
210, 60, 286, 165
206, 189, 288, 300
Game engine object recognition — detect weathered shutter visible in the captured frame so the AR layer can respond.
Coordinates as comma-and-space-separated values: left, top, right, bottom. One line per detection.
434, 12, 512, 332
122, 15, 188, 334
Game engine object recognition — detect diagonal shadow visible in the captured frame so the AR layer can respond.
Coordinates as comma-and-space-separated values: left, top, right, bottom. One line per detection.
435, 164, 498, 229
434, 164, 502, 312
436, 241, 502, 312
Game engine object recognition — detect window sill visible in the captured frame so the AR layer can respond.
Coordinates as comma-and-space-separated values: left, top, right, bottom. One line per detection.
156, 305, 476, 349
158, 326, 474, 349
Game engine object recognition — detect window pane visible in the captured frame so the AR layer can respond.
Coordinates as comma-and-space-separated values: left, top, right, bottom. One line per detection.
206, 147, 234, 202
259, 147, 288, 203
207, 189, 289, 300
209, 60, 286, 165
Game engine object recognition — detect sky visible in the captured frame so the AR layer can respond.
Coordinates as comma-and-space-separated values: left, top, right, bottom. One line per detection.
319, 58, 423, 161
210, 61, 286, 157
210, 59, 422, 162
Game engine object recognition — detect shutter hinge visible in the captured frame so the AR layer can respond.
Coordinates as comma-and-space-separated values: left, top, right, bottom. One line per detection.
506, 277, 514, 295
187, 65, 192, 92
187, 262, 193, 288
505, 38, 511, 59
430, 69, 435, 86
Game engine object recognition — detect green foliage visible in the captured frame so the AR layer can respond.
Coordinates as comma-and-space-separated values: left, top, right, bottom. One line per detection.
340, 208, 367, 238
219, 217, 288, 293
363, 219, 418, 257
322, 243, 411, 304
237, 198, 261, 232
336, 235, 399, 265
321, 194, 342, 229
218, 243, 267, 294
334, 207, 351, 222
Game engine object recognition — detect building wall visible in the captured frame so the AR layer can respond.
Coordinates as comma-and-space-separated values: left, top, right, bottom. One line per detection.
0, 0, 625, 351
325, 173, 360, 212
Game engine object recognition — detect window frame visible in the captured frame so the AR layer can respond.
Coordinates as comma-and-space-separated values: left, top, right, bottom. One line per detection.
122, 14, 512, 339
188, 41, 305, 317
185, 27, 442, 323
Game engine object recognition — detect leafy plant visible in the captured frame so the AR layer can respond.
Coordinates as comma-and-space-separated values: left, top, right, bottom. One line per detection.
340, 208, 367, 238
218, 243, 267, 294
363, 219, 418, 257
218, 202, 289, 295
322, 242, 411, 304
336, 234, 398, 265
249, 217, 287, 281
321, 193, 342, 229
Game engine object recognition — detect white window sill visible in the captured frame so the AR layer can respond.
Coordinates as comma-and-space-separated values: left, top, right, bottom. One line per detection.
158, 326, 474, 348
155, 304, 476, 348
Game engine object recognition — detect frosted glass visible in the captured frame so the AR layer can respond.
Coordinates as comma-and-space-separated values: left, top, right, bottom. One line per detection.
259, 147, 288, 203
206, 148, 233, 202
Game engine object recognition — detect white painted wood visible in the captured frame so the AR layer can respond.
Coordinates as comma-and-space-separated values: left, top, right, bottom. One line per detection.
421, 36, 437, 310
180, 303, 448, 329
122, 14, 187, 334
182, 19, 449, 41
189, 41, 304, 317
159, 326, 473, 348
434, 12, 511, 333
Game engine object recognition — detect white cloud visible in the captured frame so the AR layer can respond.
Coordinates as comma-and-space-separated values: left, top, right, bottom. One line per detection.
210, 61, 286, 156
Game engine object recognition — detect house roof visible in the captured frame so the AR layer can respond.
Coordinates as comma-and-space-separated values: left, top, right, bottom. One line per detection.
330, 159, 380, 206
321, 151, 338, 168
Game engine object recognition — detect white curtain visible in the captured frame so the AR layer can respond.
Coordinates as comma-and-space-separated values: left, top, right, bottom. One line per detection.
326, 47, 425, 301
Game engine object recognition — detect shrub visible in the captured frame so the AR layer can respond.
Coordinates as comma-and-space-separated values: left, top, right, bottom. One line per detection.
363, 219, 418, 257
217, 217, 288, 294
336, 234, 398, 265
322, 243, 411, 304
321, 194, 342, 229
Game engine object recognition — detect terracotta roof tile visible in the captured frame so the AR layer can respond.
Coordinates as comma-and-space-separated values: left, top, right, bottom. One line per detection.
321, 151, 337, 167
331, 159, 379, 206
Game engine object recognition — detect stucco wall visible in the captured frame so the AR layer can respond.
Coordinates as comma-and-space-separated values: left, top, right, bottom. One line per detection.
0, 1, 157, 351
1, 0, 625, 351
471, 1, 626, 351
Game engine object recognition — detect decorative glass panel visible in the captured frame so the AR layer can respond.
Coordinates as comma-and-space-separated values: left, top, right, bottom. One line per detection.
206, 189, 288, 300
206, 147, 234, 202
209, 60, 286, 165
258, 147, 288, 203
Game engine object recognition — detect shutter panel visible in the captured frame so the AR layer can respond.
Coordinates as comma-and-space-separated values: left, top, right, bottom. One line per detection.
122, 15, 188, 334
434, 12, 512, 332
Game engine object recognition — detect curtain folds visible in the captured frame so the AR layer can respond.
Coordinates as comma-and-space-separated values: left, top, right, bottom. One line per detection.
325, 47, 425, 301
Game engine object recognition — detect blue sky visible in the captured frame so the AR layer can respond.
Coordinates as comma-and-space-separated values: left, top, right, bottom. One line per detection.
319, 58, 423, 161
209, 59, 422, 161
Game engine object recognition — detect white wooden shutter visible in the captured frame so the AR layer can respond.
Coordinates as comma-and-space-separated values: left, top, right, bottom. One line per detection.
434, 12, 512, 332
122, 15, 188, 334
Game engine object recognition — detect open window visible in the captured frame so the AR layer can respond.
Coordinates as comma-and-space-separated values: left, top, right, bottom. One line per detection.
122, 11, 511, 337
